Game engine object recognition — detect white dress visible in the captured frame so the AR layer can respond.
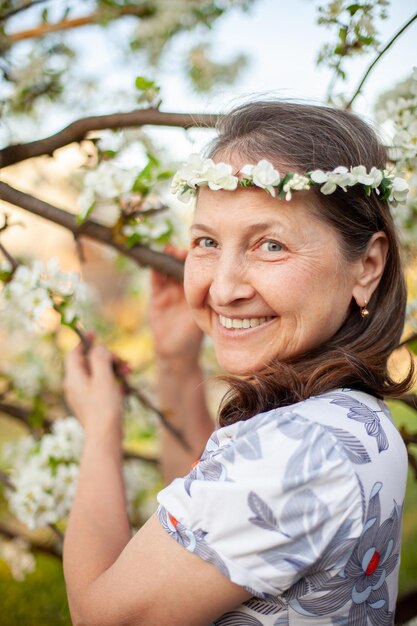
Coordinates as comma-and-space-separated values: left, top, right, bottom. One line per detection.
157, 388, 407, 625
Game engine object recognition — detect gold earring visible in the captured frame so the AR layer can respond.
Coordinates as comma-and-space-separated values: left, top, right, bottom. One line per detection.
360, 300, 369, 318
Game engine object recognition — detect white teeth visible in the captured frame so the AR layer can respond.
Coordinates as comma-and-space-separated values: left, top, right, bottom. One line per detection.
219, 315, 273, 330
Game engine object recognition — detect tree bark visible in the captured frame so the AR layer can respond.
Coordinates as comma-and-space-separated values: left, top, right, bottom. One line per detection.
0, 181, 184, 280
6, 5, 155, 41
0, 109, 218, 168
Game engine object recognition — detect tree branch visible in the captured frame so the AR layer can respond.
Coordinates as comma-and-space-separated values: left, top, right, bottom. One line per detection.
0, 400, 52, 432
6, 4, 155, 41
397, 393, 417, 412
346, 11, 417, 110
0, 522, 62, 559
0, 181, 184, 280
123, 449, 158, 465
0, 108, 217, 169
123, 382, 191, 452
0, 0, 49, 21
0, 468, 13, 490
407, 449, 417, 481
399, 332, 417, 348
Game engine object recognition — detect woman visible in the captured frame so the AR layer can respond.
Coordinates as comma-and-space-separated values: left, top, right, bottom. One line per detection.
63, 101, 413, 626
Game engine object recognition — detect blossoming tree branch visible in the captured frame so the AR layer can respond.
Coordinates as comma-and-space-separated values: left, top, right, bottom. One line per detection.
0, 1, 416, 617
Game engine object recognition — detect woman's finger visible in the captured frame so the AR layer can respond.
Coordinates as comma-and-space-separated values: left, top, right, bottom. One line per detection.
89, 345, 117, 384
165, 244, 187, 262
65, 342, 90, 377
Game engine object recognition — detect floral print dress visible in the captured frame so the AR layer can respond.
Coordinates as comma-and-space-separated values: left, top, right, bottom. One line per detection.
157, 388, 407, 625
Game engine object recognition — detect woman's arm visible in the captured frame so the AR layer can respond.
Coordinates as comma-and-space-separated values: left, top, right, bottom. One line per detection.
150, 247, 214, 482
157, 357, 214, 482
63, 344, 250, 626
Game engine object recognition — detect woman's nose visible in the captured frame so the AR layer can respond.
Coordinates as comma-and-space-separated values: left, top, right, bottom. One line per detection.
208, 253, 256, 306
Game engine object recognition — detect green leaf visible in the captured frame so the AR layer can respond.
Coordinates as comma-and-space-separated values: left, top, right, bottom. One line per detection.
346, 3, 361, 16
0, 269, 12, 282
407, 338, 417, 355
338, 26, 348, 43
156, 170, 175, 181
135, 76, 156, 92
29, 395, 47, 429
76, 201, 95, 224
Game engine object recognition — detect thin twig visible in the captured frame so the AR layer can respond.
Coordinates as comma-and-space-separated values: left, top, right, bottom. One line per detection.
399, 332, 417, 348
48, 523, 64, 546
0, 400, 52, 432
0, 241, 19, 273
6, 4, 155, 41
122, 450, 158, 465
0, 109, 218, 168
0, 181, 184, 280
0, 469, 14, 490
407, 449, 417, 481
73, 325, 191, 452
0, 0, 49, 21
123, 382, 192, 452
397, 394, 417, 412
403, 433, 417, 445
0, 214, 21, 273
346, 11, 417, 110
0, 523, 62, 559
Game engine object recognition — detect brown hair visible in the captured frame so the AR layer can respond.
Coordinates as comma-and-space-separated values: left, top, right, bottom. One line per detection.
205, 100, 414, 427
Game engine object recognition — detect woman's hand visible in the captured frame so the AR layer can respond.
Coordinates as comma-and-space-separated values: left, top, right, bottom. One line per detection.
64, 341, 125, 442
150, 245, 203, 368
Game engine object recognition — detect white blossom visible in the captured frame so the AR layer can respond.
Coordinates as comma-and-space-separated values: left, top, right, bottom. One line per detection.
282, 173, 311, 200
389, 176, 410, 205
241, 160, 281, 196
4, 417, 84, 530
3, 416, 161, 532
310, 166, 355, 194
1, 257, 90, 331
96, 130, 125, 154
350, 166, 383, 188
0, 332, 63, 397
201, 160, 238, 191
171, 154, 238, 201
0, 259, 12, 273
123, 461, 160, 518
122, 215, 171, 244
83, 161, 136, 200
0, 538, 36, 582
78, 160, 138, 223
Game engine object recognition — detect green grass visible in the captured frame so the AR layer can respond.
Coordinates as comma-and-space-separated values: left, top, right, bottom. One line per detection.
0, 555, 70, 626
388, 400, 417, 596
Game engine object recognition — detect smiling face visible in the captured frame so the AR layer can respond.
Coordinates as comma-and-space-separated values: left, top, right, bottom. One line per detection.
184, 174, 364, 375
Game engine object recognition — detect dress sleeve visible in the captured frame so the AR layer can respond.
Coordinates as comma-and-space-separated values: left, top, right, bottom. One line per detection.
156, 406, 364, 598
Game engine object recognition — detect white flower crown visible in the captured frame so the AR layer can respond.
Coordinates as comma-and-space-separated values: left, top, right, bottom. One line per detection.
171, 154, 409, 206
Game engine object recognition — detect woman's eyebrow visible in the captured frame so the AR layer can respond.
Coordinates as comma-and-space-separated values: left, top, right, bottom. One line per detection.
190, 221, 289, 235
190, 223, 217, 235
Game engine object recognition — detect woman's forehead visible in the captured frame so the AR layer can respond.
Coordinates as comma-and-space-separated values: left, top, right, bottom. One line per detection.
192, 187, 326, 237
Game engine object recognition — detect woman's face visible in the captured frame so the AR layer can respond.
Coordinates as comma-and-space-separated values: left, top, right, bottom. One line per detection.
184, 181, 362, 375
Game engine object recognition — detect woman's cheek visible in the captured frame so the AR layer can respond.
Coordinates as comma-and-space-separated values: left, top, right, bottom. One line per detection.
184, 256, 205, 308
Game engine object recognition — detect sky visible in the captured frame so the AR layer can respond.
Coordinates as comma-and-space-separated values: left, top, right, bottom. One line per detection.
4, 0, 417, 158
157, 0, 416, 158
161, 0, 416, 117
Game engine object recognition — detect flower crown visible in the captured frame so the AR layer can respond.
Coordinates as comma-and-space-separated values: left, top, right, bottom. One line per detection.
171, 154, 409, 206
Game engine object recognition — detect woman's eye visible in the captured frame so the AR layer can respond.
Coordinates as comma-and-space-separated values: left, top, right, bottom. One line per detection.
197, 237, 217, 248
260, 240, 283, 253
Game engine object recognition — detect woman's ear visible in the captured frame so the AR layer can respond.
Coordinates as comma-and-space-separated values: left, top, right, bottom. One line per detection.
352, 232, 388, 307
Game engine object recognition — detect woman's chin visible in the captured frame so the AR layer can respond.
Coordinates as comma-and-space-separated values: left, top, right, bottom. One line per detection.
216, 353, 266, 376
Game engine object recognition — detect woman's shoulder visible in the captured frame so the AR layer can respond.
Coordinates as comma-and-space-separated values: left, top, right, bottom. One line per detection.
214, 388, 407, 482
